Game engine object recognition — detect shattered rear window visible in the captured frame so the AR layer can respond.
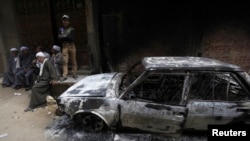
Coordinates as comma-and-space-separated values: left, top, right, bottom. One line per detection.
189, 72, 249, 101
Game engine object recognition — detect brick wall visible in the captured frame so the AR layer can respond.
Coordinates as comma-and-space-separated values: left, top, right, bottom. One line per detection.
100, 0, 250, 73
113, 24, 250, 73
18, 14, 53, 51
114, 46, 172, 73
201, 25, 250, 72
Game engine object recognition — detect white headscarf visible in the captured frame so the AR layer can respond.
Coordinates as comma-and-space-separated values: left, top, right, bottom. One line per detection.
20, 46, 28, 51
36, 52, 45, 58
10, 48, 18, 52
52, 45, 61, 52
36, 52, 48, 76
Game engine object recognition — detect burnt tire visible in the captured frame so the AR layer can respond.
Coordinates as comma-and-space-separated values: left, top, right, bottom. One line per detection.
75, 114, 106, 132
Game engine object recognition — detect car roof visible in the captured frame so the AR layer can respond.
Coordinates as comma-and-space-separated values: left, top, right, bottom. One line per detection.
142, 57, 242, 71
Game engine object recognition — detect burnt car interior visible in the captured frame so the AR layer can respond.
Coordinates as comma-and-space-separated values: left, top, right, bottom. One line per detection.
121, 71, 249, 105
131, 73, 184, 105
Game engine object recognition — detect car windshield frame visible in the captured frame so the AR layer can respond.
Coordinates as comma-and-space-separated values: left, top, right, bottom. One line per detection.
119, 71, 148, 99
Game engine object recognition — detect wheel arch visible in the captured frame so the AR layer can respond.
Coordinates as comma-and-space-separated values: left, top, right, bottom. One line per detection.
72, 110, 110, 127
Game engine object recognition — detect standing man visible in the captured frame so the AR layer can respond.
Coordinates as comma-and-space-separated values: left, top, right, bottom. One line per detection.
24, 52, 58, 112
58, 14, 77, 80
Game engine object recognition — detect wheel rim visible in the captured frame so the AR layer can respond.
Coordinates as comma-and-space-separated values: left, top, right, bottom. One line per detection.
81, 115, 105, 132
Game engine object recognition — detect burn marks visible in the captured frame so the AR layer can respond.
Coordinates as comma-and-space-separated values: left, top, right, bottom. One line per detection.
57, 56, 250, 136
143, 57, 241, 71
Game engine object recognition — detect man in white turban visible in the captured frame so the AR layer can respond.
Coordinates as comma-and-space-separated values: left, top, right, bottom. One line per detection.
20, 46, 28, 52
52, 45, 61, 52
14, 46, 36, 90
51, 45, 64, 80
1, 48, 20, 87
36, 51, 45, 57
10, 48, 18, 52
24, 52, 58, 112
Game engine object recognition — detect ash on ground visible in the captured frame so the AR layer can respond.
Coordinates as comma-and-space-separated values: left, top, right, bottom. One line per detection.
45, 115, 206, 141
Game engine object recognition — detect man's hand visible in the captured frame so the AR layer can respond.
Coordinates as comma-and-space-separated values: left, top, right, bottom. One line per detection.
50, 80, 58, 85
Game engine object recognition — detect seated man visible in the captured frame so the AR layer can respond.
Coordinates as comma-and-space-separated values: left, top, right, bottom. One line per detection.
32, 45, 51, 83
13, 46, 36, 90
24, 52, 58, 112
50, 45, 63, 80
2, 48, 20, 87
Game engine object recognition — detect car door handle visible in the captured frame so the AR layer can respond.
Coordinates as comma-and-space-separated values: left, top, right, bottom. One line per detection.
174, 112, 184, 117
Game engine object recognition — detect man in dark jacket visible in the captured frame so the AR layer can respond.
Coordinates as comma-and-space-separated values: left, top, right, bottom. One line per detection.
58, 14, 78, 80
13, 46, 36, 90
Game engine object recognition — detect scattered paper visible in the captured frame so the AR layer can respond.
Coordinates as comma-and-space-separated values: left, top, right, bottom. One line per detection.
14, 93, 22, 96
0, 133, 8, 138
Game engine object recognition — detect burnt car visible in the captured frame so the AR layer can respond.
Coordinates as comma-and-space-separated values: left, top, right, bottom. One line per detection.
57, 57, 250, 137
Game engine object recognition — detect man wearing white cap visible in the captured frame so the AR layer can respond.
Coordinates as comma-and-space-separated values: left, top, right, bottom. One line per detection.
24, 52, 58, 112
13, 46, 36, 90
1, 48, 20, 87
20, 46, 28, 52
58, 14, 78, 80
51, 45, 63, 80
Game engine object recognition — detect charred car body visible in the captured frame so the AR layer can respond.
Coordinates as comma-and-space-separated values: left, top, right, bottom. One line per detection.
57, 57, 250, 136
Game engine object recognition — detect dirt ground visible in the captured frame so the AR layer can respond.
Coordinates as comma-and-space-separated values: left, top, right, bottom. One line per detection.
0, 77, 58, 141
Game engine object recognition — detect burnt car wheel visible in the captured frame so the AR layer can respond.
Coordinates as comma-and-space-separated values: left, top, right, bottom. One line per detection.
75, 114, 106, 132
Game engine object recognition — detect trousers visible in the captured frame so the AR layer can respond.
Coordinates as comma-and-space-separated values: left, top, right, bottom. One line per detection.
62, 42, 77, 77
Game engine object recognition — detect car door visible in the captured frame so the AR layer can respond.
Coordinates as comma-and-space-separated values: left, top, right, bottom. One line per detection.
184, 72, 250, 130
119, 72, 187, 136
211, 73, 250, 125
120, 99, 187, 135
185, 100, 215, 130
184, 72, 220, 130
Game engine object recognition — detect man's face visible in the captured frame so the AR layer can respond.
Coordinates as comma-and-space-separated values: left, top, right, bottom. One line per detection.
11, 51, 18, 57
62, 19, 70, 28
51, 49, 57, 54
37, 56, 45, 63
22, 49, 29, 55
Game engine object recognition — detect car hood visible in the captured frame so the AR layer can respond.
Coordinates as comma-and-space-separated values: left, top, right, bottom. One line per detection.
59, 73, 117, 97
